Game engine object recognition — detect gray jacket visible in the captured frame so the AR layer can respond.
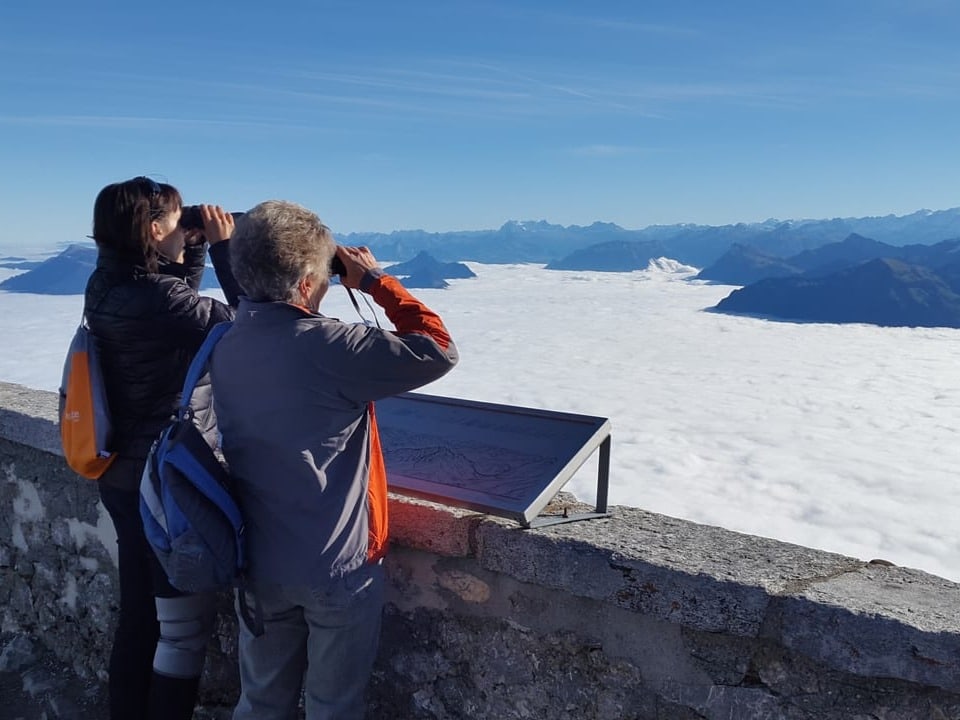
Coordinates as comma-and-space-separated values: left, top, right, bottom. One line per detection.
210, 272, 458, 586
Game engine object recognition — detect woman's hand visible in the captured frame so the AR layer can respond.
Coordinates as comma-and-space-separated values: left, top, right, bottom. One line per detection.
200, 205, 235, 245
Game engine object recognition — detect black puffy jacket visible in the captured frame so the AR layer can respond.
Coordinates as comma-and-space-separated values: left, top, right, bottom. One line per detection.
84, 241, 240, 489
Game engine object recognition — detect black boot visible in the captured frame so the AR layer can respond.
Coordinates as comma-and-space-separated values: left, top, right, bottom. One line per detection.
146, 672, 201, 720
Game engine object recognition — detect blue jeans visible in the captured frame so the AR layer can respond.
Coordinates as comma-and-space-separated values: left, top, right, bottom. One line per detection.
233, 562, 385, 720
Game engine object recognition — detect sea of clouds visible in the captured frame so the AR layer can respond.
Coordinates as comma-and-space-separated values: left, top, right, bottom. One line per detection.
2, 257, 958, 582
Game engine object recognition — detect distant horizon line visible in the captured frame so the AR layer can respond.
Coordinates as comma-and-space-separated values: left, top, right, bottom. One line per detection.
3, 205, 959, 253
338, 205, 960, 237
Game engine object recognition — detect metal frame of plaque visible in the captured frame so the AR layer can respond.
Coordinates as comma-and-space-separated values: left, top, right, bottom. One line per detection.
375, 392, 611, 528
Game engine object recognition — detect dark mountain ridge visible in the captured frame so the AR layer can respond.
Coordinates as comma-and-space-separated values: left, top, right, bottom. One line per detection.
698, 235, 960, 285
6, 207, 959, 277
5, 210, 960, 327
0, 245, 100, 295
0, 245, 224, 295
545, 239, 667, 271
703, 233, 960, 328
385, 251, 476, 289
695, 244, 804, 285
714, 258, 960, 328
345, 208, 960, 269
0, 246, 475, 295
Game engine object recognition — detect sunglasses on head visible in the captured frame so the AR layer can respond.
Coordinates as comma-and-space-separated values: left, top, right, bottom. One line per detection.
135, 176, 162, 198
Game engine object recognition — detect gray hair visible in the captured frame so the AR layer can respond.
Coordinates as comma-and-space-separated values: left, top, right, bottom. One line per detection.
230, 200, 335, 303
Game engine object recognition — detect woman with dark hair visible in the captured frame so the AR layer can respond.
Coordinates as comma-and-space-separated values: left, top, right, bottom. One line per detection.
84, 176, 242, 719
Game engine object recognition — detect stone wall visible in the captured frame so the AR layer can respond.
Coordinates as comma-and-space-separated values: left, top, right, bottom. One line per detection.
2, 381, 959, 720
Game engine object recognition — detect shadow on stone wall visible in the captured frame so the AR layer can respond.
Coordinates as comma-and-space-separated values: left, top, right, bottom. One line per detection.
3, 382, 960, 720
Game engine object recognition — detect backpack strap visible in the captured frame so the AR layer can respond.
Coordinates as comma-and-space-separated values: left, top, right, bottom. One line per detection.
170, 319, 266, 636
177, 321, 233, 417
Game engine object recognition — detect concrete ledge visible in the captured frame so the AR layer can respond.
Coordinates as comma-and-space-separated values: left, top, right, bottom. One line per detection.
772, 566, 960, 693
2, 381, 959, 718
387, 494, 483, 558
387, 492, 960, 695
0, 382, 60, 456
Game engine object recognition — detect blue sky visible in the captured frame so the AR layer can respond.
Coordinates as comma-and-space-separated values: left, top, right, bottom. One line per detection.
2, 0, 959, 246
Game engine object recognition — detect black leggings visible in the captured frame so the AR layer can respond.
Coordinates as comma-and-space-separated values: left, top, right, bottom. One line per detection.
98, 481, 182, 719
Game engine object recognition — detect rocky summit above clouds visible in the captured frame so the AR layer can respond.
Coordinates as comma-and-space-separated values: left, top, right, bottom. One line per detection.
0, 246, 475, 295
6, 207, 960, 285
344, 207, 960, 269
0, 244, 224, 295
385, 251, 476, 289
0, 245, 99, 295
713, 257, 960, 328
697, 234, 960, 285
5, 209, 960, 327
352, 210, 960, 327
544, 239, 667, 271
703, 236, 960, 328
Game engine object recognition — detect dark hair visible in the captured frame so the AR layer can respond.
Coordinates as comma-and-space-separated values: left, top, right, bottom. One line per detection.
92, 177, 183, 272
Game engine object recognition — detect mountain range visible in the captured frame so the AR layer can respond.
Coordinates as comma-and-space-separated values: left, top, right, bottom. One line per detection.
697, 234, 960, 285
0, 245, 102, 295
0, 247, 475, 295
344, 208, 960, 268
0, 246, 224, 295
702, 235, 960, 327
385, 251, 475, 289
4, 208, 960, 327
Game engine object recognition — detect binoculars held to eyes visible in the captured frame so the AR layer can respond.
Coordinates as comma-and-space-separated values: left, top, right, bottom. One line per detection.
180, 205, 346, 277
179, 206, 245, 232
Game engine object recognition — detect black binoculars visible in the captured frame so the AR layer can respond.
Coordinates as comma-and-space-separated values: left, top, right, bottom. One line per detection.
179, 206, 245, 232
180, 205, 346, 277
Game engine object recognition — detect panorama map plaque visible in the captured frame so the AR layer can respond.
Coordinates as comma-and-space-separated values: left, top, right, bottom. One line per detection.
376, 392, 611, 526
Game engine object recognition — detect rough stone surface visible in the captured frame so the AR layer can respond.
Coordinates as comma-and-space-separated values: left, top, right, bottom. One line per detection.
0, 633, 108, 720
387, 495, 482, 557
3, 383, 960, 719
0, 382, 61, 456
769, 566, 960, 694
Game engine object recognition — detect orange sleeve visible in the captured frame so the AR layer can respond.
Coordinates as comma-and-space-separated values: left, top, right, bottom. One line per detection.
368, 274, 453, 350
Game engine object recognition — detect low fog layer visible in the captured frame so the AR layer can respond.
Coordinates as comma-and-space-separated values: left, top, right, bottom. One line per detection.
2, 260, 957, 582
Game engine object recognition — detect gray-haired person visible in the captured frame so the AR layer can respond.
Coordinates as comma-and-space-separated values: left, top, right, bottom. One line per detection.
209, 200, 459, 719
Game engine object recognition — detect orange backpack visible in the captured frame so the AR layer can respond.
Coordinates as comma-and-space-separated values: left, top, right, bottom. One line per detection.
59, 320, 116, 479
